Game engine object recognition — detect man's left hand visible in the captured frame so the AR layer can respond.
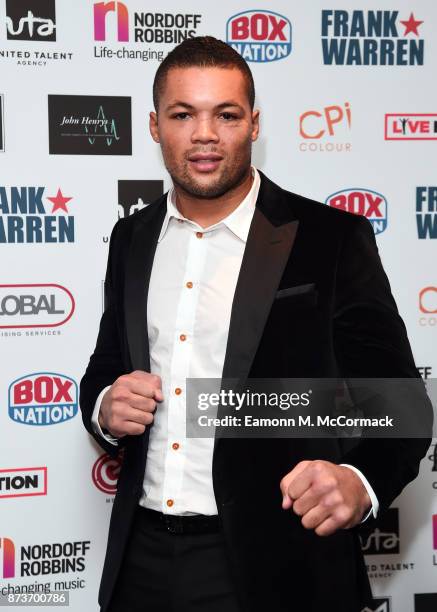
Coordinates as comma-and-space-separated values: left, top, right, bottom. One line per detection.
279, 460, 371, 536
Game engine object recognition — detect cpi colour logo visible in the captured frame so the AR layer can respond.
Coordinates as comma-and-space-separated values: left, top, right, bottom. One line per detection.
226, 10, 292, 62
325, 189, 388, 235
8, 373, 78, 426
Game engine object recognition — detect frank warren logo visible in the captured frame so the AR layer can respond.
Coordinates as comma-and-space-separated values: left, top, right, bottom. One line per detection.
6, 0, 56, 42
325, 189, 388, 235
361, 598, 391, 612
322, 10, 424, 65
360, 508, 400, 555
8, 373, 78, 426
0, 284, 75, 330
92, 452, 123, 494
0, 186, 74, 243
0, 467, 47, 499
385, 114, 437, 140
118, 180, 164, 218
0, 95, 4, 152
417, 187, 437, 239
226, 10, 292, 62
48, 95, 132, 155
415, 593, 437, 611
0, 537, 90, 578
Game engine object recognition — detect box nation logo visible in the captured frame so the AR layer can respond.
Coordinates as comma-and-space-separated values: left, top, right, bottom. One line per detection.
322, 10, 424, 65
325, 189, 388, 235
227, 10, 292, 62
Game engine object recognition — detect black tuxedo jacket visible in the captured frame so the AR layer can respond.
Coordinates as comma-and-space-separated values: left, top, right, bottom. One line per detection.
80, 171, 431, 612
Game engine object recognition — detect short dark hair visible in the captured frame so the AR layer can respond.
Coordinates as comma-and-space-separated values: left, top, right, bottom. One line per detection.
153, 36, 255, 111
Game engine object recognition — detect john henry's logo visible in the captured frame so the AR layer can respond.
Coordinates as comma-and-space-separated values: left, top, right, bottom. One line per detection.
417, 187, 437, 239
0, 95, 4, 152
0, 467, 47, 499
48, 95, 132, 155
0, 538, 15, 578
0, 284, 74, 329
360, 508, 399, 554
6, 0, 56, 42
322, 11, 424, 65
118, 180, 164, 218
325, 189, 387, 235
385, 115, 437, 140
92, 452, 123, 494
226, 10, 292, 62
0, 186, 74, 243
94, 1, 129, 42
8, 373, 78, 426
419, 287, 437, 314
361, 598, 391, 612
415, 593, 437, 611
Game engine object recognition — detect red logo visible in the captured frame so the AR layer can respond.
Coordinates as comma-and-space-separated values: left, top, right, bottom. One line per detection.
385, 114, 437, 140
0, 467, 47, 499
92, 452, 123, 494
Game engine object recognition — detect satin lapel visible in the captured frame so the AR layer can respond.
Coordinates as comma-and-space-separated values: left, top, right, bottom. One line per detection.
222, 209, 299, 383
124, 201, 166, 372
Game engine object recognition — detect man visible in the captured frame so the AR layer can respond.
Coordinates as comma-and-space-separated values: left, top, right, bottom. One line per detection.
80, 36, 431, 612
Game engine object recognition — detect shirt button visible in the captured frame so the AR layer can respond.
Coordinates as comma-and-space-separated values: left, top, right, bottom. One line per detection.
166, 499, 174, 507
172, 442, 180, 450
179, 334, 186, 342
175, 387, 182, 395
196, 231, 203, 238
186, 281, 193, 289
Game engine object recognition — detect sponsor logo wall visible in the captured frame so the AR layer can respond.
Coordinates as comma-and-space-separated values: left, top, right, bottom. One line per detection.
0, 1, 435, 611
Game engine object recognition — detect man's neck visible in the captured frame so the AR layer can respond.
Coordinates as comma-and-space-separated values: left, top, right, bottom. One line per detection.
173, 168, 254, 229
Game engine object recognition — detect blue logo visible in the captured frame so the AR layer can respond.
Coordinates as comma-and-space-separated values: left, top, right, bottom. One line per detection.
226, 10, 292, 62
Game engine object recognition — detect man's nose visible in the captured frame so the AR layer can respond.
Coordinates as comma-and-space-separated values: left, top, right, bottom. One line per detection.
191, 118, 219, 144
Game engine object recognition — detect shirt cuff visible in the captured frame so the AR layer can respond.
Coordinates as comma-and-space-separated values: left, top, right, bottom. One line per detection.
91, 386, 119, 446
340, 463, 379, 522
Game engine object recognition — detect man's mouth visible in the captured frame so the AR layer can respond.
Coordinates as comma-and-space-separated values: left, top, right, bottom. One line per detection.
187, 153, 224, 173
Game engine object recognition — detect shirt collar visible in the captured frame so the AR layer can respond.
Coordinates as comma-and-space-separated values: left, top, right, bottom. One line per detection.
158, 166, 261, 243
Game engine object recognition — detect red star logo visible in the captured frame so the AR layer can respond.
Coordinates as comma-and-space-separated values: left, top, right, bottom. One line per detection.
47, 188, 73, 213
400, 13, 423, 36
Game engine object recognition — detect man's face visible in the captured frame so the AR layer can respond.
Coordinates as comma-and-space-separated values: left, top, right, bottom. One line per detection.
149, 66, 259, 199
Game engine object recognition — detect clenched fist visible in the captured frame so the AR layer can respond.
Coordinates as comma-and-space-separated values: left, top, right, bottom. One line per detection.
99, 370, 163, 439
280, 460, 371, 536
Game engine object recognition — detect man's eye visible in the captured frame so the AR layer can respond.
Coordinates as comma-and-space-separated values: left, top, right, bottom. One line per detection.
220, 112, 237, 121
173, 112, 190, 120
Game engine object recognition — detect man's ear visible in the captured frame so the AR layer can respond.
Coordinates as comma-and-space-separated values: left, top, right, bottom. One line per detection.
251, 109, 260, 142
149, 111, 160, 143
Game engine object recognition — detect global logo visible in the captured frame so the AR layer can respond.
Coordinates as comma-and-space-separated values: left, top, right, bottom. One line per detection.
226, 10, 292, 62
8, 373, 78, 426
0, 186, 74, 244
0, 284, 74, 329
322, 10, 424, 66
92, 451, 123, 494
325, 189, 388, 234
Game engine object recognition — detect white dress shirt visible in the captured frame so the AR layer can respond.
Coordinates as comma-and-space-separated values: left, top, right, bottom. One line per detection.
92, 167, 378, 519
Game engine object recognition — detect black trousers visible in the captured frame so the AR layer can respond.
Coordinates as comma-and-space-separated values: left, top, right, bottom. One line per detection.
107, 507, 242, 612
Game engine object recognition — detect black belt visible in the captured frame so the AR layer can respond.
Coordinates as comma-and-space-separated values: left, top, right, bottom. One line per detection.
138, 506, 221, 535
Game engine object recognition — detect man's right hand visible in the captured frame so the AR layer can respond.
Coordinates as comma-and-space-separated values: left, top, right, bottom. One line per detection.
98, 370, 163, 439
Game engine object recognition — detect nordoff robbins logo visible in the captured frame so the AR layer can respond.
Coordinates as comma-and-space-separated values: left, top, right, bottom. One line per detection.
9, 373, 78, 426
0, 284, 75, 329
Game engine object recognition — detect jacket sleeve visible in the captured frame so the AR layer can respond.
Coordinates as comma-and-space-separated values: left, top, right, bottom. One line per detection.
333, 214, 433, 515
79, 218, 128, 457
